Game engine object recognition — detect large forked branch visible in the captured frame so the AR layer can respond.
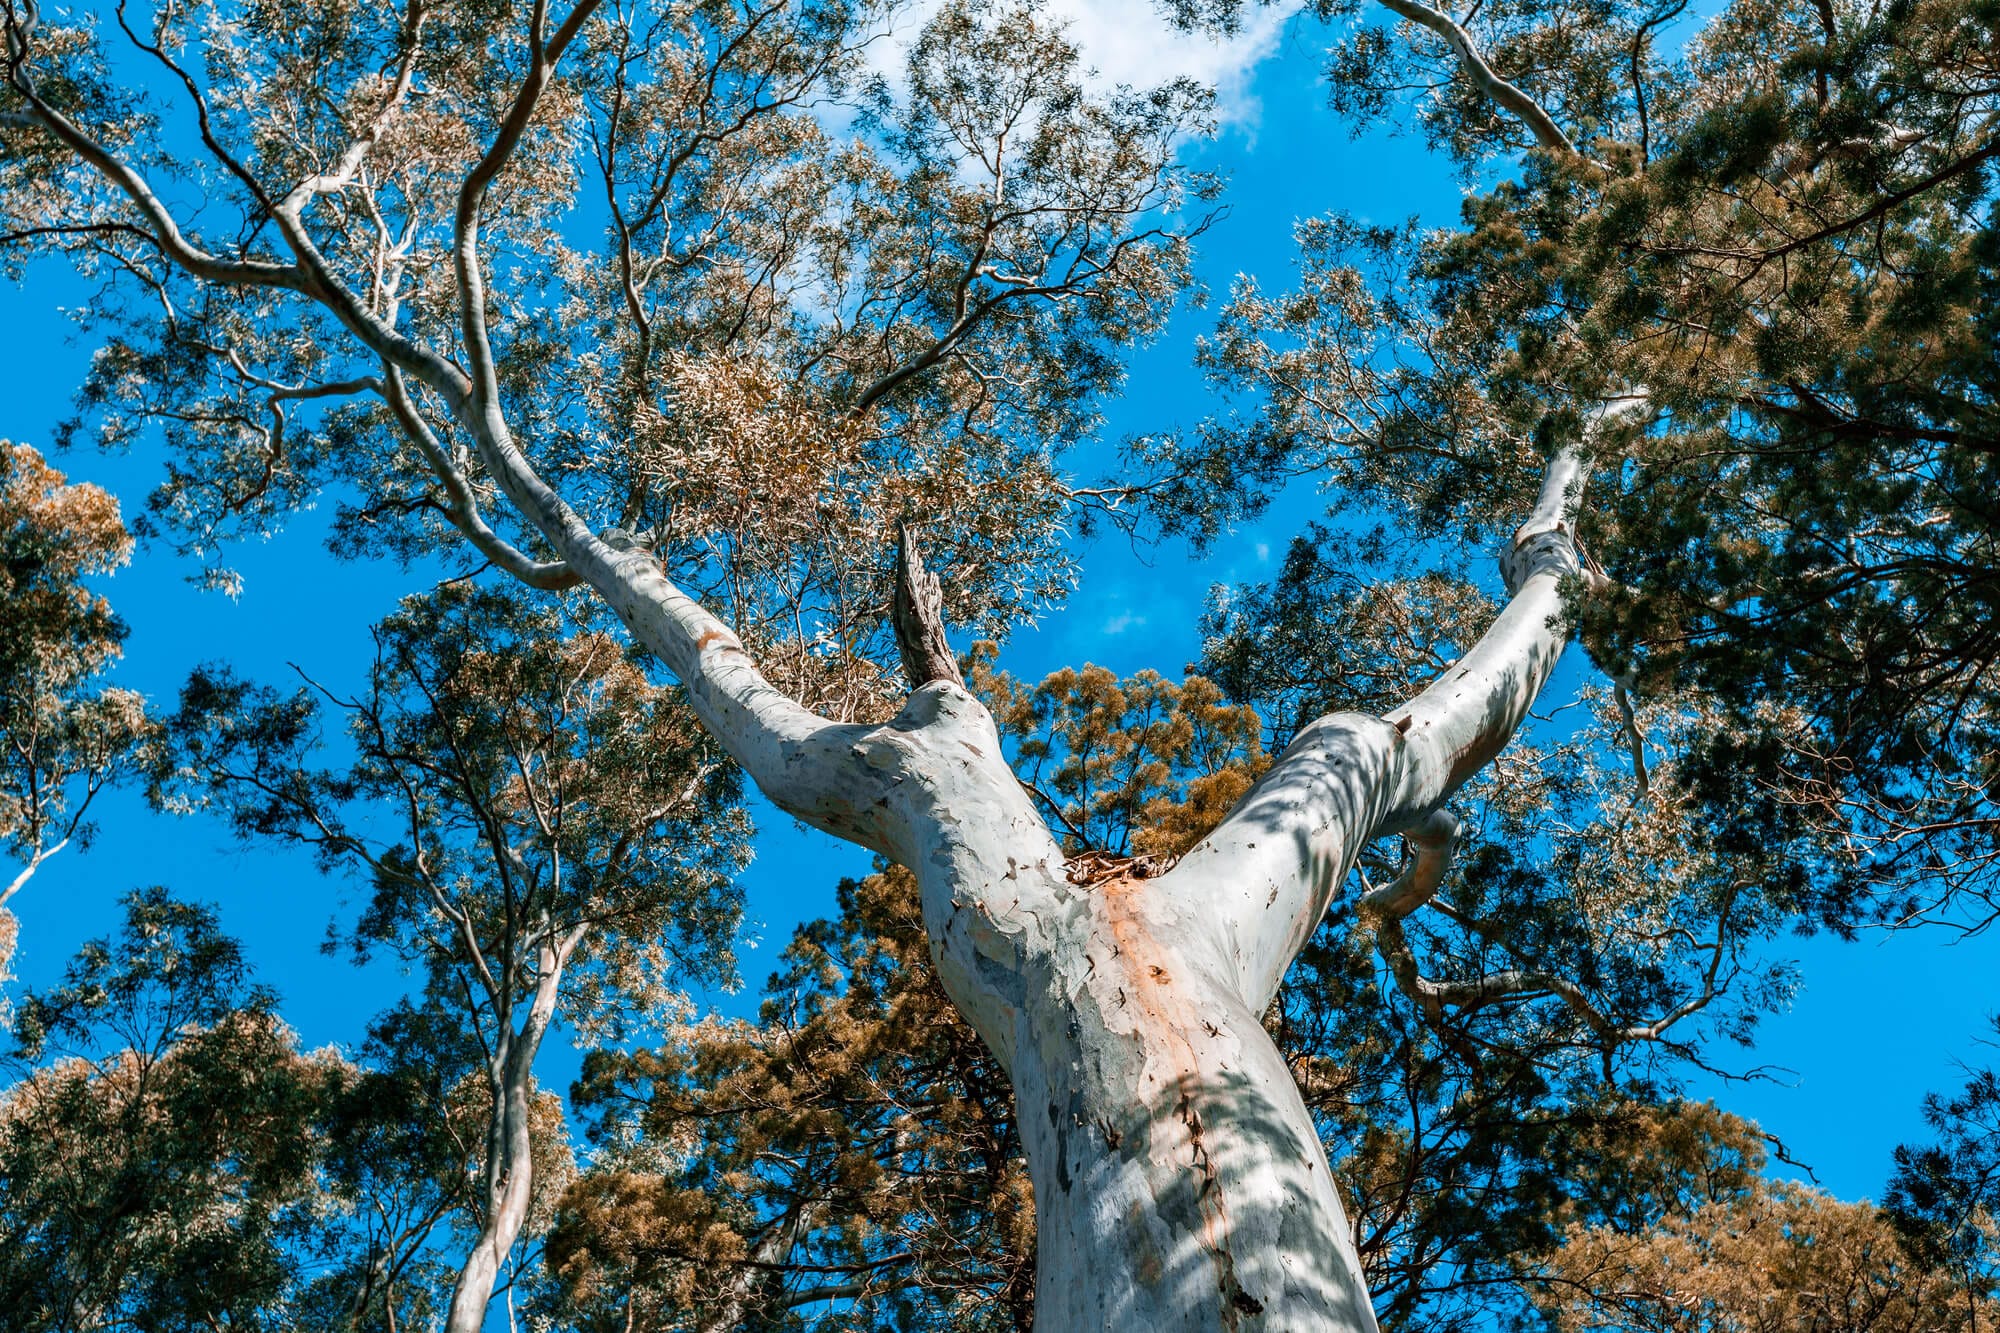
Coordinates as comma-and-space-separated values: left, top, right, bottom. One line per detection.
0, 4, 309, 293
1164, 394, 1652, 1009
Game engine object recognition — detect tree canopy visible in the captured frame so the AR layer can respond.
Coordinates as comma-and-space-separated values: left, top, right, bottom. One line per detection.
0, 0, 1996, 1326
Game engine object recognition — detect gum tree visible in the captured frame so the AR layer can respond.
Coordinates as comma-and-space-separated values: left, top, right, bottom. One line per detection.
0, 0, 1936, 1327
161, 586, 749, 1333
549, 657, 1790, 1330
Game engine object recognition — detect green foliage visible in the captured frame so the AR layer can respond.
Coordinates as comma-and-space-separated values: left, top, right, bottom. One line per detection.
159, 584, 751, 1037
0, 890, 347, 1332
0, 442, 151, 1002
1886, 1019, 2000, 1308
1155, 0, 2000, 940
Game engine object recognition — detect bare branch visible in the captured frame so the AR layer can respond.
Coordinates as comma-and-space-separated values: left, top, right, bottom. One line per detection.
892, 521, 963, 690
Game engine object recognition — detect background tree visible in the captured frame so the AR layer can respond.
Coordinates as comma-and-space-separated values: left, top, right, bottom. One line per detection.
0, 888, 349, 1331
554, 864, 1035, 1333
1533, 1177, 1999, 1332
1886, 1020, 2000, 1320
1165, 0, 2000, 939
0, 442, 150, 1008
161, 584, 749, 1333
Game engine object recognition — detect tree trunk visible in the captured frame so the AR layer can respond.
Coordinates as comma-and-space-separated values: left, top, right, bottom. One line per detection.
1005, 869, 1379, 1330
842, 407, 1644, 1331
864, 688, 1381, 1330
424, 303, 1640, 1328
444, 1070, 538, 1333
444, 959, 565, 1333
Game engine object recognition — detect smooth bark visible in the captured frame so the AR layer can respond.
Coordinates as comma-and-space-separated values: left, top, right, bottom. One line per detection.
443, 942, 571, 1333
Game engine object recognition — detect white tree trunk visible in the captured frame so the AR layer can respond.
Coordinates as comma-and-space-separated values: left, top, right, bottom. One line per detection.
442, 1088, 528, 1328
1002, 867, 1379, 1329
797, 404, 1644, 1330
413, 394, 1633, 1326
444, 1077, 536, 1333
443, 959, 566, 1333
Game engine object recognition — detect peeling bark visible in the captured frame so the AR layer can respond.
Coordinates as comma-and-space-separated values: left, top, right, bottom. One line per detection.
893, 521, 964, 690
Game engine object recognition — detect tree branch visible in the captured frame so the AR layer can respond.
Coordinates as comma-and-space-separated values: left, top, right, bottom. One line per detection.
1162, 392, 1652, 1010
275, 0, 428, 220
1, 4, 309, 293
1373, 0, 1577, 154
381, 368, 581, 590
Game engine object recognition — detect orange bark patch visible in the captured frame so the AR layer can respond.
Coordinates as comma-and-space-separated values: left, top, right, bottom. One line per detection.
1085, 866, 1263, 1326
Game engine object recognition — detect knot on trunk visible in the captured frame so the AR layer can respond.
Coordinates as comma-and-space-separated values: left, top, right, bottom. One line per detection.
1501, 517, 1576, 594
892, 520, 963, 689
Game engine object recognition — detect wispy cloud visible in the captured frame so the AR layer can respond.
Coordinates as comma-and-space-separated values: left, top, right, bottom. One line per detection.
1044, 0, 1299, 125
866, 1, 1301, 127
1102, 609, 1148, 635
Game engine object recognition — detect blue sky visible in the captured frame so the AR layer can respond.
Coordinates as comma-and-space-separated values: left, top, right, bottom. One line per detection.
5, 2, 1996, 1218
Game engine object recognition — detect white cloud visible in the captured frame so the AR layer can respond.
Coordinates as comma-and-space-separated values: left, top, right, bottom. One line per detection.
1102, 609, 1149, 635
866, 1, 1301, 128
1064, 0, 1296, 123
1045, 0, 1299, 125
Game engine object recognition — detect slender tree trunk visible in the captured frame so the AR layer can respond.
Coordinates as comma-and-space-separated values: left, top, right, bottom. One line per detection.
444, 1065, 539, 1333
444, 959, 565, 1333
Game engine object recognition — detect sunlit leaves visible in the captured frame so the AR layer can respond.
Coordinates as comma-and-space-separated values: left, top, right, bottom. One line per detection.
5, 0, 1212, 703
0, 442, 152, 1005
0, 890, 350, 1332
